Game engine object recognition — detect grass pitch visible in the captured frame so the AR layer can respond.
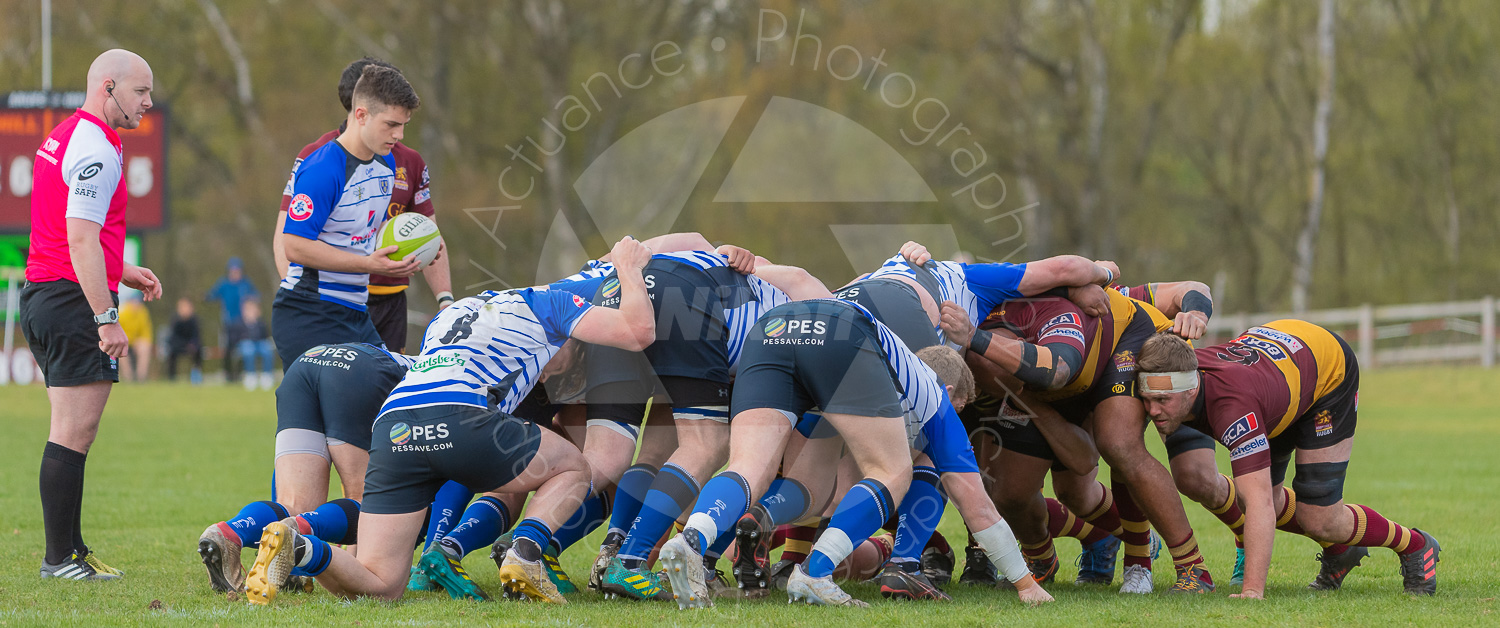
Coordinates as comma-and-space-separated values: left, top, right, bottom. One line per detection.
1, 367, 1497, 626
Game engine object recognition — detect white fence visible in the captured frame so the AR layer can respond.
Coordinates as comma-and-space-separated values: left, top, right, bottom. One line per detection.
1204, 297, 1499, 369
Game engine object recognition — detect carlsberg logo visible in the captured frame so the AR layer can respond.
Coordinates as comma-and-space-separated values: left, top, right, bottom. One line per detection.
412, 353, 466, 372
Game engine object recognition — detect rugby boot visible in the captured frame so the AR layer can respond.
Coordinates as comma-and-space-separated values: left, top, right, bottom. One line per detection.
1118, 564, 1153, 594
244, 518, 299, 605
39, 552, 120, 582
1308, 546, 1367, 591
879, 563, 952, 601
1075, 535, 1120, 585
706, 566, 738, 598
658, 533, 713, 609
786, 564, 869, 607
590, 541, 620, 592
407, 565, 439, 592
282, 574, 315, 594
959, 545, 998, 586
769, 559, 797, 590
1398, 530, 1440, 596
1028, 553, 1059, 584
497, 544, 568, 604
198, 523, 244, 592
541, 551, 578, 594
419, 545, 490, 601
920, 542, 956, 585
1166, 564, 1215, 594
731, 510, 773, 597
79, 547, 124, 577
600, 556, 671, 601
1229, 547, 1246, 586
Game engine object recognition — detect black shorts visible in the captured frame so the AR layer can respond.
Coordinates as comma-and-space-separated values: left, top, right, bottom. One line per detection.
833, 278, 939, 352
730, 300, 903, 421
19, 280, 119, 387
989, 397, 1083, 470
585, 375, 730, 424
363, 405, 543, 515
586, 260, 738, 385
367, 290, 409, 353
275, 343, 408, 450
1268, 333, 1360, 484
271, 288, 384, 373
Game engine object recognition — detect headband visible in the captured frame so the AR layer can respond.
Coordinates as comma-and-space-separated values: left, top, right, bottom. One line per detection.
1138, 371, 1199, 394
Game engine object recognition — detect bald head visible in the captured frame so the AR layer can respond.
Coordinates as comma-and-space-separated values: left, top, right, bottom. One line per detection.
85, 49, 153, 130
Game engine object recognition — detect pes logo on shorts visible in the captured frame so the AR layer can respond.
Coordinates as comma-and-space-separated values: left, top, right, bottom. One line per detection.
389, 423, 412, 445
601, 277, 620, 299
764, 318, 788, 337
289, 194, 315, 221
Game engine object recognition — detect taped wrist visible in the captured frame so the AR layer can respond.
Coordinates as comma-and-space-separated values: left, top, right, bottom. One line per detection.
969, 329, 993, 355
1013, 343, 1082, 389
973, 521, 1029, 583
1181, 290, 1213, 319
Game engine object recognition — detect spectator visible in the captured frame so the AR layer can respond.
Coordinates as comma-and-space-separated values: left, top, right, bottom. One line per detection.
206, 257, 257, 383
238, 300, 274, 390
116, 292, 153, 381
166, 297, 202, 385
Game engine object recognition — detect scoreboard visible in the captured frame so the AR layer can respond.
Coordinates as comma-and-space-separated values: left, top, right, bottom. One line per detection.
0, 91, 167, 233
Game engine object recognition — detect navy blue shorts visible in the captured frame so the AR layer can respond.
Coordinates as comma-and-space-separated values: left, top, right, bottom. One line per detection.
271, 288, 384, 372
363, 405, 542, 515
833, 278, 939, 352
731, 300, 903, 421
275, 343, 407, 450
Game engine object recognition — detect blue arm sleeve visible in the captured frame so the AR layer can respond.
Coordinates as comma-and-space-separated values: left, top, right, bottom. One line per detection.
529, 288, 594, 345
962, 262, 1028, 312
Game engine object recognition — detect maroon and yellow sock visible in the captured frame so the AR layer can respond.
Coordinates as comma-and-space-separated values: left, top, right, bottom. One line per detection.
926, 530, 952, 556
1045, 497, 1110, 544
780, 523, 819, 565
1275, 487, 1348, 554
1206, 473, 1246, 548
1111, 479, 1155, 569
1343, 504, 1426, 555
1078, 483, 1125, 536
1166, 533, 1205, 571
1019, 536, 1056, 564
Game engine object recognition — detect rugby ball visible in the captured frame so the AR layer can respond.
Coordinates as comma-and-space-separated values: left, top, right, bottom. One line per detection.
378, 213, 442, 266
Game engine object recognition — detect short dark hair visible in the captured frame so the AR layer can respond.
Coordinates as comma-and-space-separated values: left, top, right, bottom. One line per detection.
1138, 332, 1198, 373
339, 57, 399, 112
352, 65, 420, 114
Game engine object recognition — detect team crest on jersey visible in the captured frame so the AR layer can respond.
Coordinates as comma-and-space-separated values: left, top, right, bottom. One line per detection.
1113, 350, 1136, 372
572, 294, 588, 308
1314, 410, 1334, 437
379, 178, 390, 194
1221, 412, 1260, 446
394, 166, 409, 190
389, 422, 412, 445
601, 277, 620, 299
764, 318, 788, 337
289, 194, 314, 221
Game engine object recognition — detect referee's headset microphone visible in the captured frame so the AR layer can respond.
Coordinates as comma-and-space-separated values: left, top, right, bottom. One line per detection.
106, 82, 133, 123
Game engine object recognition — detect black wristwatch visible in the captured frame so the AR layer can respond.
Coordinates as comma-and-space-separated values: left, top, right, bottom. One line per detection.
93, 307, 119, 326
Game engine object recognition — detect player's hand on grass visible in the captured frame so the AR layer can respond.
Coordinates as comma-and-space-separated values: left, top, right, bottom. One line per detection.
1067, 284, 1109, 318
716, 245, 756, 274
1230, 590, 1264, 600
122, 264, 162, 301
98, 323, 129, 358
610, 236, 653, 272
1014, 577, 1055, 606
900, 240, 933, 266
1172, 311, 1208, 340
368, 245, 422, 277
939, 301, 976, 347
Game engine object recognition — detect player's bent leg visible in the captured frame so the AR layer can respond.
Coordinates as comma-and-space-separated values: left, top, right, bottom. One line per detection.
326, 442, 369, 502
313, 511, 428, 602
491, 429, 589, 604
273, 449, 333, 516
990, 453, 1057, 584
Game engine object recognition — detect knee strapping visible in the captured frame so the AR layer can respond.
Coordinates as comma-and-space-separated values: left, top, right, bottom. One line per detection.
673, 405, 729, 423
274, 428, 329, 461
586, 419, 640, 442
1292, 461, 1348, 507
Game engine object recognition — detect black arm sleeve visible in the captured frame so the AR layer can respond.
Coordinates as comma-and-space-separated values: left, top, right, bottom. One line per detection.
1012, 342, 1085, 390
1181, 290, 1213, 319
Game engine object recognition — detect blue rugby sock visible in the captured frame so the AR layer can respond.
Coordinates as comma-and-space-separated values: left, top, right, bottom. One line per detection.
439, 496, 511, 557
296, 498, 361, 546
224, 500, 290, 548
758, 477, 812, 526
510, 519, 555, 560
291, 534, 332, 577
890, 466, 946, 563
605, 464, 658, 542
550, 491, 608, 556
806, 478, 895, 578
422, 481, 473, 551
682, 472, 754, 552
618, 463, 700, 569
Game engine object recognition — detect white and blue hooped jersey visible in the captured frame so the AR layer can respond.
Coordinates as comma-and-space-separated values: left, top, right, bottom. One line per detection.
378, 287, 594, 418
866, 254, 1027, 344
844, 300, 949, 442
727, 275, 792, 370
280, 141, 397, 310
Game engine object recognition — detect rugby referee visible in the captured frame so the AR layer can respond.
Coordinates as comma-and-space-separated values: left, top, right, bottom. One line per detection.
21, 49, 162, 581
